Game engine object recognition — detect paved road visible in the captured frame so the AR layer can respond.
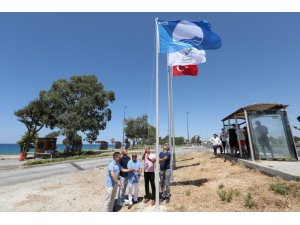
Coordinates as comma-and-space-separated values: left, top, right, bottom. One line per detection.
0, 147, 203, 187
0, 159, 23, 171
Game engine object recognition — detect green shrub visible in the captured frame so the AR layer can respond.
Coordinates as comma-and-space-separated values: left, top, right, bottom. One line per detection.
217, 190, 227, 201
218, 183, 224, 189
185, 190, 191, 196
244, 193, 256, 208
233, 189, 241, 196
270, 182, 289, 195
217, 189, 233, 202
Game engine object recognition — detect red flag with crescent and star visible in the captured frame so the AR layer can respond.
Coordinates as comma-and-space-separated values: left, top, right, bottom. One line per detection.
172, 65, 198, 76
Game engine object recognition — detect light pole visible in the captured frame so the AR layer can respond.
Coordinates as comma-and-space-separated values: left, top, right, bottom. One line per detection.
123, 105, 127, 146
186, 111, 190, 144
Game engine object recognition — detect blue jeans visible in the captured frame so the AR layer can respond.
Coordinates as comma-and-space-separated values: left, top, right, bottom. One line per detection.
117, 176, 128, 205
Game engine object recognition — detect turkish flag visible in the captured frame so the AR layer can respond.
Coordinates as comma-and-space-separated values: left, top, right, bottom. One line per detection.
172, 65, 198, 76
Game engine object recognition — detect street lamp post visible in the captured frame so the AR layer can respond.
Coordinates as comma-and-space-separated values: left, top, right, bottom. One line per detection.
187, 111, 190, 144
123, 105, 127, 146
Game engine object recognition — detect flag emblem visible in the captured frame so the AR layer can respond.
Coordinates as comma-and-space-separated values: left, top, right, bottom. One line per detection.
168, 48, 206, 66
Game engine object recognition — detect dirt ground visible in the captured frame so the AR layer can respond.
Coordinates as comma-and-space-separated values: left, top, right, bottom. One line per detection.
0, 151, 299, 212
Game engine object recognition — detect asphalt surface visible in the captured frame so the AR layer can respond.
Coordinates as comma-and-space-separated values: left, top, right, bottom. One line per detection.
0, 147, 203, 187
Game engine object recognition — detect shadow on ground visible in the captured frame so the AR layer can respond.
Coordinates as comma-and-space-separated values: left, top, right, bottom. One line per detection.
179, 157, 194, 162
171, 178, 208, 187
176, 163, 200, 169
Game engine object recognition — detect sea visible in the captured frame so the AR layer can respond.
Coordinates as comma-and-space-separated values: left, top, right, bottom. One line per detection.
0, 143, 115, 155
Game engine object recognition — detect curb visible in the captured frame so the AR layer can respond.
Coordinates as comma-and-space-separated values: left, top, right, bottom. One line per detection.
218, 154, 300, 181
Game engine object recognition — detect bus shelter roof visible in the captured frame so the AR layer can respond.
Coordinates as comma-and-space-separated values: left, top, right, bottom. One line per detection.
221, 103, 288, 122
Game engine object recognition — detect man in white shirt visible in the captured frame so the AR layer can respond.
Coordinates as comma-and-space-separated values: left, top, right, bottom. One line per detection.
209, 134, 223, 157
219, 128, 228, 154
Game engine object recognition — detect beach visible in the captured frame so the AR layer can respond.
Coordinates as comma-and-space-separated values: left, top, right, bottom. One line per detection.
0, 155, 19, 160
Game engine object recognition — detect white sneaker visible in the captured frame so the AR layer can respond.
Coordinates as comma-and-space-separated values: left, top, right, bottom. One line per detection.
128, 201, 133, 209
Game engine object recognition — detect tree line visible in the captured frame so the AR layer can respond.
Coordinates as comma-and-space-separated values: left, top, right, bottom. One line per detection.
15, 74, 196, 153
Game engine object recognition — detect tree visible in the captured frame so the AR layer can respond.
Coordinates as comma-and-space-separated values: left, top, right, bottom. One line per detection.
145, 125, 156, 145
15, 98, 55, 152
16, 131, 39, 153
159, 135, 185, 146
175, 137, 185, 145
191, 135, 201, 145
160, 135, 169, 145
85, 130, 98, 150
40, 75, 115, 152
45, 131, 61, 138
63, 133, 82, 153
124, 138, 130, 149
124, 114, 149, 148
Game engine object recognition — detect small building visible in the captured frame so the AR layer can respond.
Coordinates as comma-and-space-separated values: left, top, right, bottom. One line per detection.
221, 103, 298, 161
114, 141, 122, 149
96, 141, 108, 150
34, 138, 57, 158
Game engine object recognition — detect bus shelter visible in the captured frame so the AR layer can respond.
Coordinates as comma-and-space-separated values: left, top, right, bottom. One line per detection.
221, 103, 298, 161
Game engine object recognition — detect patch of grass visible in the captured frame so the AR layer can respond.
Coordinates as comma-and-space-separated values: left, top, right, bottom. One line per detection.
269, 182, 289, 195
23, 153, 112, 167
185, 190, 191, 196
217, 189, 233, 202
218, 183, 224, 189
286, 182, 300, 198
244, 193, 257, 209
233, 189, 241, 196
217, 190, 227, 201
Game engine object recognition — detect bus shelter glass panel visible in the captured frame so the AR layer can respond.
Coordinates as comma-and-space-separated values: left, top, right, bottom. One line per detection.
248, 110, 297, 160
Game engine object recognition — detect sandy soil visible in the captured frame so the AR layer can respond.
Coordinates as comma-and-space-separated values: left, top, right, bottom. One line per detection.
0, 151, 299, 212
166, 151, 300, 212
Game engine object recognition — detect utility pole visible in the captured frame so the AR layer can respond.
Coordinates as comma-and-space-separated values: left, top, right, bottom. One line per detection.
187, 111, 190, 144
123, 105, 127, 146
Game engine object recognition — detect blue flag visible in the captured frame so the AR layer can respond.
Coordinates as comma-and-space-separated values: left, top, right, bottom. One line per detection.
157, 20, 222, 54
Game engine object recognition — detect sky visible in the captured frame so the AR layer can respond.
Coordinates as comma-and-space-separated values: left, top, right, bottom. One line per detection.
0, 12, 300, 144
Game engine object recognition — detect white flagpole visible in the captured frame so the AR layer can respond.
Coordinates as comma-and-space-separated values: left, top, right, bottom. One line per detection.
170, 69, 176, 169
167, 54, 173, 181
154, 17, 160, 211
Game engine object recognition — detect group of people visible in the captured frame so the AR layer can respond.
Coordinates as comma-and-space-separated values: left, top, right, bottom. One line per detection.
209, 120, 279, 158
104, 146, 171, 212
209, 124, 251, 158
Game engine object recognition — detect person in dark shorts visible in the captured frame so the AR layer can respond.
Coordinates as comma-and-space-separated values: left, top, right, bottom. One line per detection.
228, 124, 238, 156
243, 126, 251, 158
